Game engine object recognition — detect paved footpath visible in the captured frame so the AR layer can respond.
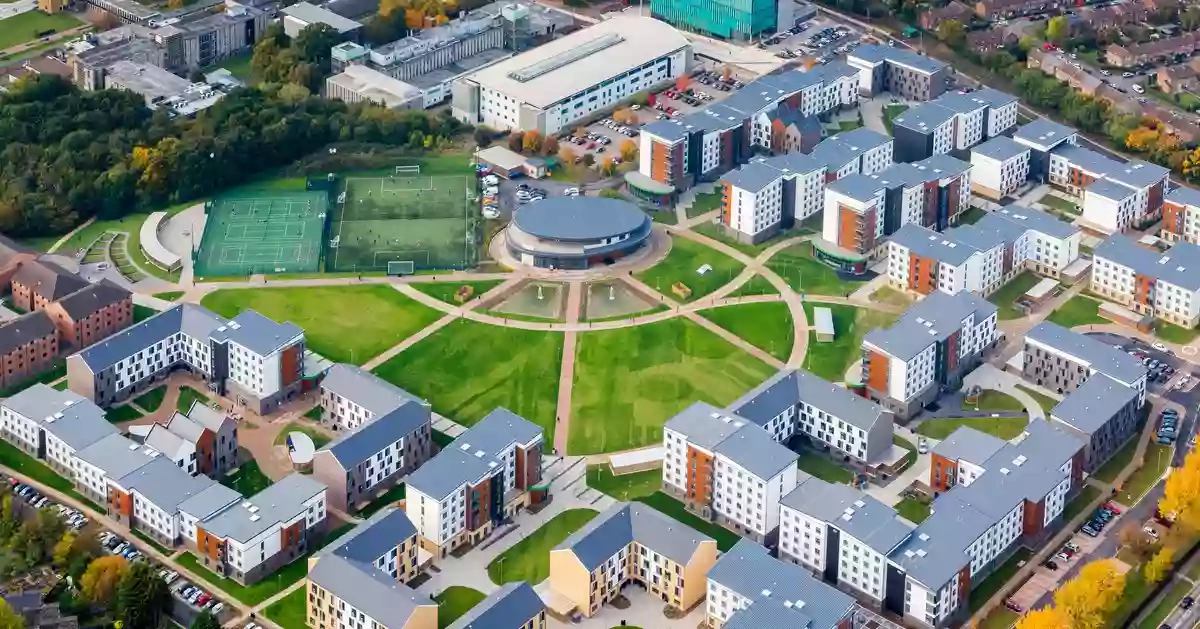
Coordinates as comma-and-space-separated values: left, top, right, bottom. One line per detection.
553, 282, 584, 455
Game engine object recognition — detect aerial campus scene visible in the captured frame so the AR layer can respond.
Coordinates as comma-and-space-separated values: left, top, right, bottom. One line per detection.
10, 1, 1200, 629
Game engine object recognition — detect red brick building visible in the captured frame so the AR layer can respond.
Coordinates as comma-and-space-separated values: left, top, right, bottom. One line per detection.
0, 311, 59, 392
11, 260, 87, 313
43, 279, 132, 351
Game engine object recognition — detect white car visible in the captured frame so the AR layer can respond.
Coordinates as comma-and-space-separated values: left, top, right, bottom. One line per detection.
1122, 72, 1135, 78
1101, 70, 1111, 76
1153, 342, 1168, 352
1132, 84, 1145, 93
917, 437, 929, 454
482, 208, 500, 219
564, 187, 580, 196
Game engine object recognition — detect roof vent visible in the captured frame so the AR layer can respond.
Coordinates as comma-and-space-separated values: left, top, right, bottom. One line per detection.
1178, 266, 1186, 272
853, 500, 866, 508
918, 533, 930, 541
721, 416, 731, 423
53, 412, 63, 420
242, 501, 252, 508
148, 451, 160, 458
710, 412, 722, 419
904, 550, 915, 558
249, 515, 260, 522
229, 322, 241, 330
128, 443, 140, 451
488, 461, 498, 468
474, 450, 485, 458
44, 415, 56, 424
784, 601, 794, 609
844, 507, 855, 515
761, 589, 772, 597
248, 506, 259, 513
1013, 455, 1027, 466
459, 443, 471, 451
217, 326, 227, 332
915, 549, 928, 557
841, 513, 853, 521
1000, 467, 1010, 474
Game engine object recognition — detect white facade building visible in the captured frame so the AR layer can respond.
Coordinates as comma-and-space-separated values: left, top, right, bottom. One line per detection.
1048, 145, 1170, 233
716, 153, 826, 243
1161, 187, 1200, 244
886, 223, 1004, 296
970, 136, 1030, 200
822, 173, 887, 257
1091, 234, 1200, 327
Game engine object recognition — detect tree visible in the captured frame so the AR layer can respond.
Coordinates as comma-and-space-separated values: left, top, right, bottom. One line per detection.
542, 136, 559, 157
53, 532, 76, 567
522, 130, 542, 154
1144, 547, 1174, 585
1184, 7, 1200, 31
675, 75, 691, 91
581, 153, 595, 167
1015, 607, 1066, 629
474, 127, 492, 148
936, 19, 966, 49
118, 561, 169, 629
630, 92, 650, 107
82, 555, 129, 605
507, 132, 523, 152
619, 139, 638, 162
558, 146, 576, 164
278, 83, 311, 104
1054, 559, 1126, 629
1046, 16, 1070, 44
0, 599, 22, 629
1161, 449, 1200, 530
1117, 523, 1156, 560
600, 157, 617, 177
190, 611, 220, 629
599, 188, 623, 199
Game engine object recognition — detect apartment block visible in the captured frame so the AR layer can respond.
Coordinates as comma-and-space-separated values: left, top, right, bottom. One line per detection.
548, 502, 718, 617
809, 128, 894, 180
1092, 234, 1200, 327
1049, 375, 1141, 473
1013, 118, 1077, 181
42, 280, 132, 352
639, 63, 858, 191
892, 103, 954, 163
0, 237, 37, 290
970, 136, 1031, 200
11, 261, 87, 313
0, 385, 116, 480
404, 409, 543, 559
846, 45, 949, 100
68, 305, 306, 414
107, 456, 240, 548
821, 174, 887, 259
307, 509, 436, 629
862, 290, 999, 419
971, 205, 1082, 278
132, 402, 239, 477
1023, 321, 1149, 406
1049, 145, 1169, 232
0, 312, 59, 393
661, 402, 799, 544
728, 369, 896, 471
312, 395, 433, 513
717, 153, 825, 244
1160, 186, 1200, 244
893, 89, 1018, 163
886, 223, 1004, 296
706, 539, 857, 629
446, 582, 545, 629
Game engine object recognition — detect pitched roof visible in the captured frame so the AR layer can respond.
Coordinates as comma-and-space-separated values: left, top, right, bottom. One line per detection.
981, 204, 1079, 240
321, 399, 431, 469
972, 136, 1029, 161
0, 311, 57, 355
308, 555, 430, 629
555, 502, 713, 571
930, 426, 1007, 465
888, 492, 987, 588
1050, 375, 1139, 434
453, 408, 543, 459
863, 290, 997, 361
143, 425, 194, 460
178, 483, 243, 521
321, 363, 425, 416
888, 223, 983, 267
446, 582, 544, 629
324, 507, 417, 569
810, 128, 891, 171
55, 279, 130, 320
210, 310, 303, 356
2, 384, 116, 451
13, 260, 87, 302
728, 369, 889, 434
75, 304, 226, 372
1026, 321, 1148, 386
1086, 178, 1137, 202
722, 161, 785, 194
714, 424, 798, 480
405, 446, 498, 501
200, 473, 325, 543
1093, 233, 1200, 292
913, 153, 972, 179
115, 456, 224, 513
707, 540, 856, 629
781, 475, 912, 553
74, 433, 157, 479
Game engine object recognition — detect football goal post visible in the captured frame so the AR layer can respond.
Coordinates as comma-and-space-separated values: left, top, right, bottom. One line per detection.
387, 260, 416, 276
395, 165, 421, 176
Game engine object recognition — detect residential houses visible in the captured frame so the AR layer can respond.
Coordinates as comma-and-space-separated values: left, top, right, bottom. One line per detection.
974, 0, 1066, 20
1091, 234, 1200, 327
0, 312, 60, 393
1027, 51, 1103, 96
131, 402, 239, 477
1157, 63, 1200, 94
1106, 32, 1200, 68
919, 2, 973, 30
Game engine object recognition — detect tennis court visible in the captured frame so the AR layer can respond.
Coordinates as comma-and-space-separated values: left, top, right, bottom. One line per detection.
328, 167, 477, 273
194, 189, 328, 277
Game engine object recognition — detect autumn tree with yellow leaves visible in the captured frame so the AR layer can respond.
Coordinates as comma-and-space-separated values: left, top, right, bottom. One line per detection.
1159, 448, 1200, 532
1018, 559, 1126, 629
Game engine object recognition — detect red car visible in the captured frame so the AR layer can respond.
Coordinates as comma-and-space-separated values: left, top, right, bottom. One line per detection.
196, 594, 211, 606
1104, 502, 1122, 514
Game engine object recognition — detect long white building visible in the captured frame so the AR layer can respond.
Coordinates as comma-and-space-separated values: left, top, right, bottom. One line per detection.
1049, 145, 1169, 233
1091, 234, 1200, 327
717, 153, 825, 244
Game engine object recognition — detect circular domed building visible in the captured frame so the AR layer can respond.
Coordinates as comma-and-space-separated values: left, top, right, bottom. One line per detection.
506, 196, 652, 270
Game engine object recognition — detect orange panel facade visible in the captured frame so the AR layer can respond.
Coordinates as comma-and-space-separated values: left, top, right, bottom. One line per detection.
838, 205, 860, 251
721, 181, 733, 227
196, 429, 216, 476
1022, 499, 1045, 537
865, 350, 889, 395
650, 141, 670, 184
109, 488, 133, 517
280, 344, 302, 387
1134, 274, 1155, 306
907, 253, 938, 295
280, 521, 304, 551
685, 445, 714, 508
196, 526, 225, 561
929, 454, 956, 493
1163, 201, 1187, 236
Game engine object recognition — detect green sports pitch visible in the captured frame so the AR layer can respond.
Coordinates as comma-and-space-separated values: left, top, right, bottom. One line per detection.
193, 190, 327, 277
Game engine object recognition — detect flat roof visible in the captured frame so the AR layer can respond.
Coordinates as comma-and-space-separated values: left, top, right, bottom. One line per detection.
512, 197, 649, 242
282, 2, 362, 32
1025, 277, 1059, 300
813, 307, 834, 337
327, 66, 421, 108
1013, 118, 1077, 149
463, 15, 688, 109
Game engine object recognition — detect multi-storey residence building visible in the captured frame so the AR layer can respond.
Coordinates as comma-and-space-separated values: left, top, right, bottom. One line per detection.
706, 539, 857, 629
1160, 186, 1200, 244
638, 63, 858, 192
404, 409, 543, 559
893, 89, 1018, 163
846, 45, 949, 100
970, 136, 1031, 200
1023, 321, 1149, 406
548, 502, 718, 617
68, 305, 306, 414
0, 312, 60, 393
446, 583, 546, 629
717, 153, 825, 244
12, 261, 86, 313
1048, 145, 1169, 233
858, 156, 972, 239
0, 237, 37, 290
1013, 118, 1078, 181
312, 396, 433, 513
809, 128, 894, 180
1049, 374, 1141, 472
307, 508, 437, 629
136, 403, 239, 478
318, 363, 426, 432
728, 369, 896, 471
861, 290, 999, 419
892, 102, 955, 163
1091, 234, 1200, 327
109, 456, 242, 548
887, 223, 1004, 296
971, 206, 1082, 278
661, 402, 799, 544
0, 385, 116, 480
42, 280, 132, 352
821, 173, 887, 260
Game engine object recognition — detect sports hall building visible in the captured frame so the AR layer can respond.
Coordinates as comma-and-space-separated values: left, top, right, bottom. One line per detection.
506, 197, 652, 269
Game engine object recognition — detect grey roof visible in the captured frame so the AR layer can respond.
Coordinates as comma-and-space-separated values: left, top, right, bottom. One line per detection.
13, 260, 87, 301
0, 311, 58, 356
210, 310, 304, 357
56, 279, 130, 320
810, 128, 891, 172
448, 408, 542, 460
982, 204, 1079, 240
973, 136, 1029, 161
1167, 186, 1200, 208
322, 363, 424, 416
1093, 233, 1200, 292
1105, 159, 1169, 190
405, 446, 497, 501
871, 163, 931, 190
1051, 375, 1139, 434
324, 507, 417, 568
1025, 321, 1148, 386
713, 424, 798, 480
1013, 118, 1077, 149
826, 173, 885, 204
143, 425, 193, 460
3, 384, 116, 451
665, 402, 744, 450
177, 483, 243, 521
74, 433, 156, 479
201, 473, 325, 542
114, 456, 222, 513
708, 540, 856, 629
747, 152, 824, 177
848, 44, 946, 74
888, 492, 988, 588
863, 290, 997, 361
934, 90, 994, 114
888, 223, 982, 266
75, 304, 225, 372
308, 555, 429, 629
446, 582, 544, 629
728, 369, 888, 433
913, 153, 972, 179
183, 403, 229, 433
512, 197, 649, 242
722, 161, 784, 193
781, 475, 912, 553
281, 2, 362, 31
164, 413, 205, 443
321, 399, 431, 469
893, 102, 954, 133
555, 502, 713, 571
1086, 178, 1137, 202
1052, 144, 1122, 177
930, 426, 1006, 465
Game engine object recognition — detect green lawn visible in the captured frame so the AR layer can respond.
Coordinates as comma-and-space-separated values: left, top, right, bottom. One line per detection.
871, 286, 915, 308
650, 210, 679, 226
586, 465, 661, 501
686, 191, 723, 218
176, 386, 211, 414
636, 492, 741, 551
894, 496, 931, 523
969, 390, 1026, 412
767, 245, 857, 296
0, 11, 81, 51
216, 52, 253, 80
915, 417, 1029, 440
52, 380, 68, 391
105, 405, 144, 424
0, 439, 84, 504
838, 119, 862, 131
1046, 295, 1106, 328
968, 549, 1033, 611
987, 271, 1043, 320
883, 103, 909, 133
153, 291, 185, 302
1015, 384, 1059, 415
435, 587, 486, 629
131, 529, 171, 555
373, 320, 562, 441
1136, 579, 1192, 629
0, 360, 65, 397
221, 461, 271, 496
201, 285, 442, 364
955, 206, 988, 225
978, 608, 1018, 629
691, 222, 787, 258
728, 274, 778, 297
432, 429, 455, 448
795, 451, 854, 484
1154, 320, 1199, 344
1093, 437, 1139, 484
133, 305, 159, 323
802, 304, 897, 382
635, 237, 744, 302
263, 588, 306, 629
1038, 193, 1081, 214
410, 280, 505, 305
132, 387, 166, 412
698, 302, 793, 361
358, 483, 407, 518
1117, 444, 1171, 505
1063, 485, 1102, 522
568, 318, 774, 454
274, 422, 330, 449
487, 509, 598, 585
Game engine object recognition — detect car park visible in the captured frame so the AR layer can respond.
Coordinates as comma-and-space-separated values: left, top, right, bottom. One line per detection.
1044, 560, 1058, 570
